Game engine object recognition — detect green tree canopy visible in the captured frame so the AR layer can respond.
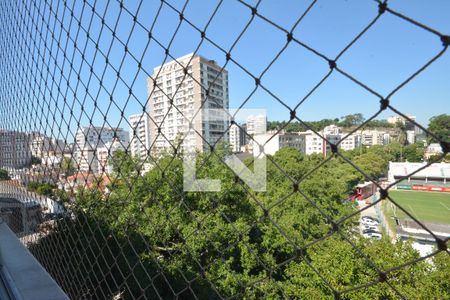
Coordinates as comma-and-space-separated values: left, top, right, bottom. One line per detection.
0, 169, 10, 180
428, 114, 450, 143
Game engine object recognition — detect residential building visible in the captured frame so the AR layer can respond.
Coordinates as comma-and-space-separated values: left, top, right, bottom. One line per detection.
129, 113, 151, 159
299, 130, 325, 155
339, 133, 361, 151
30, 133, 66, 158
0, 130, 32, 168
97, 139, 126, 174
387, 116, 404, 125
387, 115, 416, 126
246, 114, 266, 136
404, 115, 417, 131
147, 53, 229, 154
30, 133, 52, 158
64, 172, 111, 194
229, 123, 247, 153
74, 126, 129, 174
253, 131, 305, 157
406, 130, 415, 145
360, 130, 390, 146
324, 131, 361, 153
251, 125, 393, 157
424, 143, 443, 160
323, 124, 341, 135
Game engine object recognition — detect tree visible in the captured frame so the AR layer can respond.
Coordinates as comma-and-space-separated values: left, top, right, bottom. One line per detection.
0, 169, 10, 180
25, 147, 449, 298
403, 143, 425, 162
364, 119, 394, 128
31, 155, 42, 165
61, 156, 75, 176
339, 113, 365, 127
428, 114, 450, 143
28, 181, 57, 197
353, 152, 388, 178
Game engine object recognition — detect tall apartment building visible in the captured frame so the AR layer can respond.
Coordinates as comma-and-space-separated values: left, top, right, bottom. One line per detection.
74, 126, 129, 174
229, 123, 248, 153
246, 114, 267, 136
129, 113, 151, 159
148, 53, 229, 154
0, 130, 32, 168
406, 130, 416, 145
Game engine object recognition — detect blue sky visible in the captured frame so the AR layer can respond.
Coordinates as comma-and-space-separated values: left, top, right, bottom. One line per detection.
17, 0, 450, 139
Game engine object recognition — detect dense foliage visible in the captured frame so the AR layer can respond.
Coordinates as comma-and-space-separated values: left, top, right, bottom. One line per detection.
0, 168, 10, 180
428, 114, 450, 143
28, 181, 57, 197
28, 146, 449, 299
267, 114, 395, 133
31, 155, 42, 165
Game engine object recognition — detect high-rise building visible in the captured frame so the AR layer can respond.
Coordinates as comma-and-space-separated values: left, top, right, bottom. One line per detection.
129, 113, 151, 159
0, 130, 32, 168
406, 130, 416, 145
229, 123, 247, 153
147, 53, 229, 154
74, 126, 129, 174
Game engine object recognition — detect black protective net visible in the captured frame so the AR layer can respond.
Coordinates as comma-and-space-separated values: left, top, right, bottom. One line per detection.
0, 0, 449, 299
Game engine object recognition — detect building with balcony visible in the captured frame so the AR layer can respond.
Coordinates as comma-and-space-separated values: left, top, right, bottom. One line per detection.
229, 123, 247, 153
252, 131, 305, 157
30, 133, 66, 158
0, 130, 32, 168
74, 126, 129, 174
129, 113, 151, 159
246, 114, 267, 136
147, 53, 229, 154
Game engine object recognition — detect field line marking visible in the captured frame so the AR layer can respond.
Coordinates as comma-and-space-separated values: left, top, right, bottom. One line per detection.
440, 202, 450, 211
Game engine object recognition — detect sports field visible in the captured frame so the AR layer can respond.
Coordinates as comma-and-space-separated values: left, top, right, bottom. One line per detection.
383, 190, 450, 224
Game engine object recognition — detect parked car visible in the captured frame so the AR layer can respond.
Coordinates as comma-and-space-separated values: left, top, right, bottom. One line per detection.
362, 231, 382, 240
362, 216, 379, 223
362, 229, 381, 234
362, 224, 378, 231
361, 218, 379, 226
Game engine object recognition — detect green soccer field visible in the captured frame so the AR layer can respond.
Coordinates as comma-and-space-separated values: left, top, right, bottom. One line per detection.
383, 190, 450, 225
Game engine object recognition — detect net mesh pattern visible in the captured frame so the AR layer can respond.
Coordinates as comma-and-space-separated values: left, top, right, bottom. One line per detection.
0, 0, 449, 299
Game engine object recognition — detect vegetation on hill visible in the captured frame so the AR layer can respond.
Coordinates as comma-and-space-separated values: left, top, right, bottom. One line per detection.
28, 145, 449, 299
267, 113, 396, 133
